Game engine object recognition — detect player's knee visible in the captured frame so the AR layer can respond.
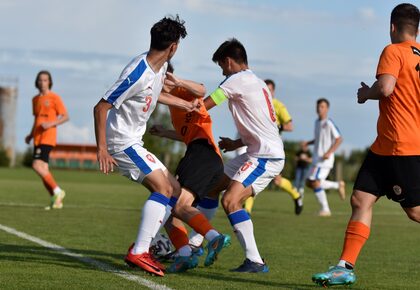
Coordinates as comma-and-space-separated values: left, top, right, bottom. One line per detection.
405, 210, 420, 223
155, 181, 173, 196
221, 194, 236, 213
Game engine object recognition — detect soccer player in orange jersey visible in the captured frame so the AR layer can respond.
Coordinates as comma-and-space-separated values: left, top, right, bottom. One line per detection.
150, 64, 228, 272
25, 71, 69, 210
312, 3, 420, 286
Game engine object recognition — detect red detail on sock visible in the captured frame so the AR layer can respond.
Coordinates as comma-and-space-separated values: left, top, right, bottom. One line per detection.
188, 213, 213, 236
42, 173, 58, 193
168, 226, 189, 250
340, 221, 370, 266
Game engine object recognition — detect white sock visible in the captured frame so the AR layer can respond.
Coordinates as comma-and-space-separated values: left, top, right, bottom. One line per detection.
178, 245, 192, 257
204, 229, 220, 242
132, 192, 169, 254
188, 198, 218, 247
228, 209, 263, 264
53, 187, 62, 195
337, 259, 347, 268
321, 180, 339, 190
314, 188, 330, 212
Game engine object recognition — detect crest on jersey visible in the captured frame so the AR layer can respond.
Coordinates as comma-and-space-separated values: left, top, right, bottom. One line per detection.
392, 185, 402, 195
146, 154, 156, 163
44, 100, 50, 107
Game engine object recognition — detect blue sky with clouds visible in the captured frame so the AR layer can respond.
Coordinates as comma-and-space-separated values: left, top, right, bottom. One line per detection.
0, 0, 411, 153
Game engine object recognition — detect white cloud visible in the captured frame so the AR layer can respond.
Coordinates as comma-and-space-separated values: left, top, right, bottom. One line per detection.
358, 7, 377, 22
57, 122, 95, 144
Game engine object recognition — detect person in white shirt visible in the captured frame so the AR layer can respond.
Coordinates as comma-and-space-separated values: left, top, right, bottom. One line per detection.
204, 38, 284, 273
304, 98, 345, 217
93, 15, 193, 277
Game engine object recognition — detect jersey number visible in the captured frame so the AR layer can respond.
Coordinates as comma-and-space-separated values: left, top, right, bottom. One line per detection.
180, 126, 188, 136
263, 88, 276, 122
143, 96, 152, 112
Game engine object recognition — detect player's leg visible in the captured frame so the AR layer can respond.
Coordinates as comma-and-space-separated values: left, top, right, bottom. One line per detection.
312, 190, 376, 286
307, 165, 331, 216
320, 179, 346, 200
224, 156, 283, 273
32, 145, 65, 209
188, 173, 230, 249
173, 187, 227, 267
402, 206, 420, 223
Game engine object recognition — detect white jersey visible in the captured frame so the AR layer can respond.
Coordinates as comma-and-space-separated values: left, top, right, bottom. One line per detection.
102, 52, 167, 154
210, 70, 284, 159
312, 118, 341, 168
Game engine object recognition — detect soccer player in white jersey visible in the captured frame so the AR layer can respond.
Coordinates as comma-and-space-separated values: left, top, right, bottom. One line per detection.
304, 98, 345, 217
93, 16, 191, 277
203, 38, 285, 273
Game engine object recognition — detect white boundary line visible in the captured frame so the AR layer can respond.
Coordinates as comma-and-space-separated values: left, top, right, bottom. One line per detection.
0, 224, 173, 290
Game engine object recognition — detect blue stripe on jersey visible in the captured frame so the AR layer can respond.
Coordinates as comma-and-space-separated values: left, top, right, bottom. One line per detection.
124, 146, 152, 175
242, 158, 268, 188
228, 209, 250, 226
198, 197, 219, 209
107, 59, 147, 104
328, 118, 341, 134
169, 196, 178, 208
148, 192, 170, 206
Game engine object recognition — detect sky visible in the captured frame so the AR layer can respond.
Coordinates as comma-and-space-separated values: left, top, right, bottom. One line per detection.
0, 0, 413, 154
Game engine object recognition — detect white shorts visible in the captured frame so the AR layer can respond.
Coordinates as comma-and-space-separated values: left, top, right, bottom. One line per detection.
307, 164, 331, 181
112, 144, 166, 183
224, 153, 284, 195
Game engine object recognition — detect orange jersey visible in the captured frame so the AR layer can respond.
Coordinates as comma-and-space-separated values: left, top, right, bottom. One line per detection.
371, 40, 420, 156
32, 91, 67, 146
168, 87, 221, 157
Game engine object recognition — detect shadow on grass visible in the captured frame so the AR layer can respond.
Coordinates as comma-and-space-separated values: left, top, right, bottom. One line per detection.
177, 269, 317, 289
0, 243, 127, 272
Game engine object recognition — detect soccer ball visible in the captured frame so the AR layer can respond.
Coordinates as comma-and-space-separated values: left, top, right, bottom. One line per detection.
149, 233, 173, 258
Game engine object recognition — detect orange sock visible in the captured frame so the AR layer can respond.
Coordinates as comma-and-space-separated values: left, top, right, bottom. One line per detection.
42, 173, 58, 192
42, 179, 54, 196
340, 221, 370, 266
187, 213, 213, 236
168, 226, 189, 250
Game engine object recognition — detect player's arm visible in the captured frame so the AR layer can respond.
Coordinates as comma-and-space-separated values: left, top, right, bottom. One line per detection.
165, 72, 206, 97
303, 139, 315, 146
149, 125, 183, 142
25, 119, 36, 144
323, 136, 342, 160
204, 87, 228, 111
158, 92, 200, 112
218, 137, 245, 153
93, 99, 118, 174
357, 74, 397, 104
41, 112, 69, 130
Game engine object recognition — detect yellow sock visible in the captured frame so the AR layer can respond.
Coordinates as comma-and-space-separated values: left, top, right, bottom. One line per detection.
244, 196, 254, 214
280, 177, 300, 200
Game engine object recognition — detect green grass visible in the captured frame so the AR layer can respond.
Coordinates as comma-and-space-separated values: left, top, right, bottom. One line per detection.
0, 168, 419, 289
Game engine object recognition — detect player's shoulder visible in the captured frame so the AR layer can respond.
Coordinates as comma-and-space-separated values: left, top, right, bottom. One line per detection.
381, 43, 404, 58
220, 69, 253, 86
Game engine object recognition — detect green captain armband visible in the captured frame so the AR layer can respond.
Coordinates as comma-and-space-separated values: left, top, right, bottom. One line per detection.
210, 88, 228, 105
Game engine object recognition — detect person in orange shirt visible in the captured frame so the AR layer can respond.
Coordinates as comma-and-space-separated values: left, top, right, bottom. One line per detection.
25, 71, 69, 210
149, 64, 228, 273
312, 3, 420, 287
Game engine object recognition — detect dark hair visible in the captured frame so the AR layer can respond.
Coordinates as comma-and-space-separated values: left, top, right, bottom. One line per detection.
317, 98, 330, 107
264, 79, 276, 89
150, 15, 187, 51
35, 70, 53, 90
391, 3, 419, 35
212, 38, 248, 65
167, 62, 174, 73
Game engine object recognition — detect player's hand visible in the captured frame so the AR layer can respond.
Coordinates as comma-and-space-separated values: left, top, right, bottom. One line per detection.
187, 98, 201, 113
218, 137, 237, 153
322, 152, 331, 160
41, 122, 54, 130
97, 149, 118, 174
165, 72, 180, 87
149, 125, 165, 137
24, 134, 32, 144
357, 82, 370, 104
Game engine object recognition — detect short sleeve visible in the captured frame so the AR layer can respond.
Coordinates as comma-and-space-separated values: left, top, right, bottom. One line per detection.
54, 95, 67, 115
103, 57, 148, 109
376, 45, 402, 79
273, 100, 292, 125
328, 119, 341, 138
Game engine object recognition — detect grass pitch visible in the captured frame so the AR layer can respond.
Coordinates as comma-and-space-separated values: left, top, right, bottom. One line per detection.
0, 168, 419, 289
